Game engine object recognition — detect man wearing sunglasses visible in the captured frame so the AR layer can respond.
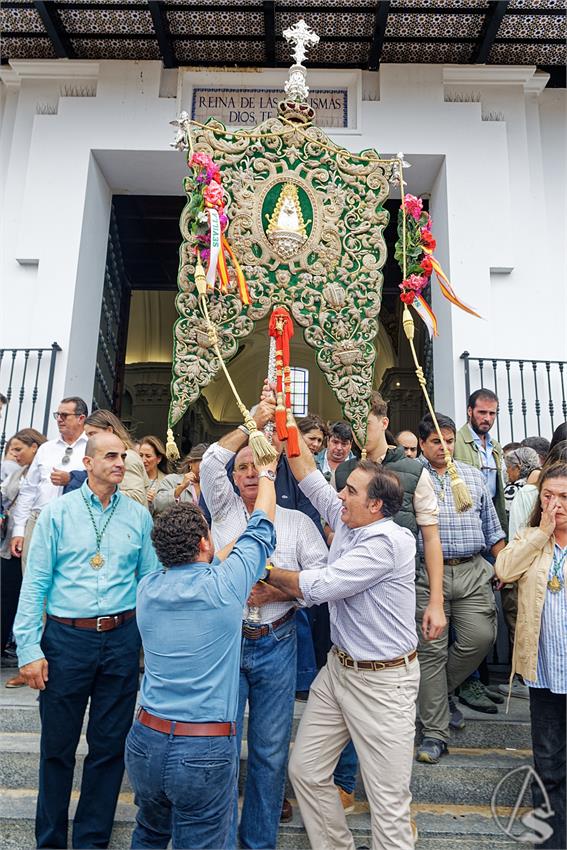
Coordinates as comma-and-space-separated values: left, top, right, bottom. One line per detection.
10, 397, 88, 566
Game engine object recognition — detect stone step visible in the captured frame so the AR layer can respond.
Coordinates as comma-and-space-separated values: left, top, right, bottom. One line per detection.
256, 746, 534, 807
0, 674, 532, 750
0, 790, 527, 850
0, 702, 532, 750
0, 731, 532, 807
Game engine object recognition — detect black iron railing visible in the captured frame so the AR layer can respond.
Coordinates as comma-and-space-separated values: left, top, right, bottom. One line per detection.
0, 344, 61, 453
461, 352, 567, 443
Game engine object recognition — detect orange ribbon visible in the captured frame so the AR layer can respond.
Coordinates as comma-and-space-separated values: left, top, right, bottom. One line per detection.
413, 294, 438, 338
424, 249, 482, 319
222, 237, 250, 306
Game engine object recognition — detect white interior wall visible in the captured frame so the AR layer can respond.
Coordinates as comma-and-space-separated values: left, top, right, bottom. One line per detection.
0, 60, 565, 439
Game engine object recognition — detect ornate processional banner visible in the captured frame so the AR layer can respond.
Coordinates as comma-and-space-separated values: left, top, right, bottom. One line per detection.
166, 19, 481, 508
169, 21, 393, 449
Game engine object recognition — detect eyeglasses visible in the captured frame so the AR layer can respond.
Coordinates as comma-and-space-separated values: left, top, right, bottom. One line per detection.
61, 447, 73, 465
53, 412, 79, 421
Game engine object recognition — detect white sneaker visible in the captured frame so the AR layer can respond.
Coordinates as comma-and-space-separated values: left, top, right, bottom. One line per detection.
497, 680, 529, 699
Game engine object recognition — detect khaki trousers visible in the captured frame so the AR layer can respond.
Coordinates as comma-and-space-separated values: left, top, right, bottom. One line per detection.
415, 555, 497, 743
288, 648, 420, 850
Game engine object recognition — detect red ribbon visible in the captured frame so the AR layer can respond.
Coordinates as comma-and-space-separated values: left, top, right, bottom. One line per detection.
268, 308, 299, 456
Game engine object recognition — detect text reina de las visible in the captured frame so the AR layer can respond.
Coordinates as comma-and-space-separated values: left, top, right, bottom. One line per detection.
195, 93, 343, 123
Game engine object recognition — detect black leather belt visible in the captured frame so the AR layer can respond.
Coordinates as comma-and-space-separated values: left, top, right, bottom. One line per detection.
420, 554, 479, 567
444, 555, 480, 566
242, 607, 295, 640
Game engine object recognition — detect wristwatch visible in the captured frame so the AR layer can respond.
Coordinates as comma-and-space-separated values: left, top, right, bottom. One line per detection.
258, 469, 276, 482
260, 564, 273, 582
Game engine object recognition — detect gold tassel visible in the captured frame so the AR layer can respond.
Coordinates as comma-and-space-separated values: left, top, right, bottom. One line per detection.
401, 306, 472, 513
165, 427, 180, 462
194, 256, 207, 296
447, 456, 473, 512
244, 416, 278, 465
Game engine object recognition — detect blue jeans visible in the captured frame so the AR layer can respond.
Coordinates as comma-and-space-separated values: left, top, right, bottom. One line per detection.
36, 616, 141, 848
295, 608, 317, 692
126, 719, 237, 849
232, 616, 297, 849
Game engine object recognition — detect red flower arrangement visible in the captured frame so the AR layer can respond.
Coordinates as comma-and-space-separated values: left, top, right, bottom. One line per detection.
184, 151, 228, 263
394, 194, 435, 306
184, 150, 250, 305
394, 192, 480, 332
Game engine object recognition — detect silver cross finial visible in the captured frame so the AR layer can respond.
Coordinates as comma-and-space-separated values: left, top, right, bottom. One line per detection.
283, 19, 319, 66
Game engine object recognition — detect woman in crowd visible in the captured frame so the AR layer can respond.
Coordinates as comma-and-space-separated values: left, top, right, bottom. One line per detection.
503, 446, 540, 513
153, 443, 210, 523
297, 414, 328, 456
510, 440, 567, 539
1, 437, 19, 483
64, 410, 149, 505
1, 428, 46, 687
84, 410, 148, 504
139, 435, 168, 512
496, 463, 567, 850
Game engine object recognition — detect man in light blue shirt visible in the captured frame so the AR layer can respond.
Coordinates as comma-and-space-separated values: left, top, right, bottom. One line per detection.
126, 454, 278, 850
13, 432, 160, 850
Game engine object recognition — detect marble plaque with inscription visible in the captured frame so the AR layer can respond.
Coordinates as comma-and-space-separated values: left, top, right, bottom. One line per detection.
191, 87, 348, 128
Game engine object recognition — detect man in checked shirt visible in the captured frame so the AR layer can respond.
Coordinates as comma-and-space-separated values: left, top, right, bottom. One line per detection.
415, 413, 505, 765
199, 399, 328, 850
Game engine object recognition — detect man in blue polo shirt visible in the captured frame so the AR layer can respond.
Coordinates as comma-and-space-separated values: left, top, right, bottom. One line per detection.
13, 432, 160, 850
126, 455, 278, 850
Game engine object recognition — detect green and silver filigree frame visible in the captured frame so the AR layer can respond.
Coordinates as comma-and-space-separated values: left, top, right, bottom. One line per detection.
170, 116, 393, 448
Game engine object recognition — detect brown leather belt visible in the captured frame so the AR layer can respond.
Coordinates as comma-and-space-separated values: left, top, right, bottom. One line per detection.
334, 646, 418, 671
242, 606, 295, 640
48, 609, 136, 632
137, 708, 236, 737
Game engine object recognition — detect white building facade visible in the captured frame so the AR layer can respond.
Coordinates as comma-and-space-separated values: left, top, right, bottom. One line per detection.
1, 59, 565, 443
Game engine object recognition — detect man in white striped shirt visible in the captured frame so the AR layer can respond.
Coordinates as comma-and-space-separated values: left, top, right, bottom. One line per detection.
265, 444, 420, 850
199, 401, 329, 850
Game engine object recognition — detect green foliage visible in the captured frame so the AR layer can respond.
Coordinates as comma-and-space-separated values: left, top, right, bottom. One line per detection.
394, 206, 429, 278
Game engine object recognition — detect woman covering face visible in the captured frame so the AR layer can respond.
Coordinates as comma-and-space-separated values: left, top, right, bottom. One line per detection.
495, 463, 567, 850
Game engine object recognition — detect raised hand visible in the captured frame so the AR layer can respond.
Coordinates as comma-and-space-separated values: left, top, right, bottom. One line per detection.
261, 379, 277, 403
253, 399, 276, 431
540, 495, 559, 537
